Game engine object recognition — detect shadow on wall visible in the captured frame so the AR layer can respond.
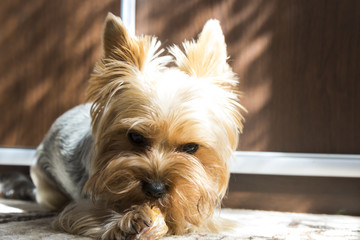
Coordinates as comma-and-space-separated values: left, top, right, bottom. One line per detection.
231, 0, 360, 154
226, 0, 275, 152
0, 0, 118, 147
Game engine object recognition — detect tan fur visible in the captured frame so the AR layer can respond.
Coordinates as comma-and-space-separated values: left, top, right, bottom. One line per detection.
52, 13, 245, 239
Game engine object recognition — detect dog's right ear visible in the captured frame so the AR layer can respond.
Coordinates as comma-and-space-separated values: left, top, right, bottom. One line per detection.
103, 13, 130, 59
102, 13, 138, 62
102, 13, 150, 70
87, 13, 171, 134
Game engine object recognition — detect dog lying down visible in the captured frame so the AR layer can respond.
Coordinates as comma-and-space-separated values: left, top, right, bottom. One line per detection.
29, 13, 245, 239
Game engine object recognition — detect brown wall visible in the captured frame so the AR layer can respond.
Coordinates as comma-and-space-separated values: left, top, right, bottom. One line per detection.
0, 0, 119, 147
1, 0, 360, 154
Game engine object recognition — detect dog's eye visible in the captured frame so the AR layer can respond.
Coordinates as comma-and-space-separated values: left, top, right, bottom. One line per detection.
128, 132, 148, 147
179, 143, 199, 154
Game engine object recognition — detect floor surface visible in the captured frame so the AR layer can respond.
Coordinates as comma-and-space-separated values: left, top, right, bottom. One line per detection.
0, 199, 359, 240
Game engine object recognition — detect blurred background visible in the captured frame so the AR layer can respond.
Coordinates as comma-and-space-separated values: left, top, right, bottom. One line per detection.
1, 0, 360, 154
1, 0, 359, 215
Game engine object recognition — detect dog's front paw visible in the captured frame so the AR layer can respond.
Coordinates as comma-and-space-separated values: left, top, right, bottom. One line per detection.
119, 204, 168, 240
103, 204, 168, 240
120, 204, 154, 238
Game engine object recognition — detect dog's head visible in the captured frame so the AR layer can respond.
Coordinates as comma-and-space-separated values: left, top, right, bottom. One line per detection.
84, 13, 244, 233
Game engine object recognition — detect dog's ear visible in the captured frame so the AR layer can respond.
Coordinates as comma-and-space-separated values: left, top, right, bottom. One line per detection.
170, 20, 246, 141
102, 13, 151, 70
103, 13, 128, 58
87, 13, 171, 134
170, 19, 234, 81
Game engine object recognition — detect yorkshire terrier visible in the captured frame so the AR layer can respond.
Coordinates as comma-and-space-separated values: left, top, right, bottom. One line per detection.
30, 13, 245, 239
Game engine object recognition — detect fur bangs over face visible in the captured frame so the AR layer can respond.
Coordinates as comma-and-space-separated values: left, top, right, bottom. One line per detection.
84, 13, 246, 234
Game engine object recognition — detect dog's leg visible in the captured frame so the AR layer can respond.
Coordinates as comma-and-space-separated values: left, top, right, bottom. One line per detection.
30, 166, 70, 210
53, 200, 156, 240
0, 172, 36, 201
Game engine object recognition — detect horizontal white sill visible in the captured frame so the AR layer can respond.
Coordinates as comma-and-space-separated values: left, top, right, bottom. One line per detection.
231, 151, 360, 178
0, 148, 359, 178
0, 148, 36, 166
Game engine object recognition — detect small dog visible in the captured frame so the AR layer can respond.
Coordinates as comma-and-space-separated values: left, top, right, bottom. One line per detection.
30, 13, 245, 239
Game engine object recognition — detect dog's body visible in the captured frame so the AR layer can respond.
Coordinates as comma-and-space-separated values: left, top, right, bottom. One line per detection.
30, 13, 245, 239
31, 104, 93, 205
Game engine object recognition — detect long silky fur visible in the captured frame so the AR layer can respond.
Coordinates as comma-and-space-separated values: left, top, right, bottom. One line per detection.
33, 13, 245, 239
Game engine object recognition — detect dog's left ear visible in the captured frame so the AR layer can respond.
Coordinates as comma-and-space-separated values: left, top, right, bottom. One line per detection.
170, 19, 234, 82
171, 20, 246, 141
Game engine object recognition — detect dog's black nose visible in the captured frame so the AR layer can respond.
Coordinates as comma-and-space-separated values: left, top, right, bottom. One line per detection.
142, 181, 167, 199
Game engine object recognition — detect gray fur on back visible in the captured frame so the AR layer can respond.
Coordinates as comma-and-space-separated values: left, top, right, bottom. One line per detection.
34, 104, 94, 200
